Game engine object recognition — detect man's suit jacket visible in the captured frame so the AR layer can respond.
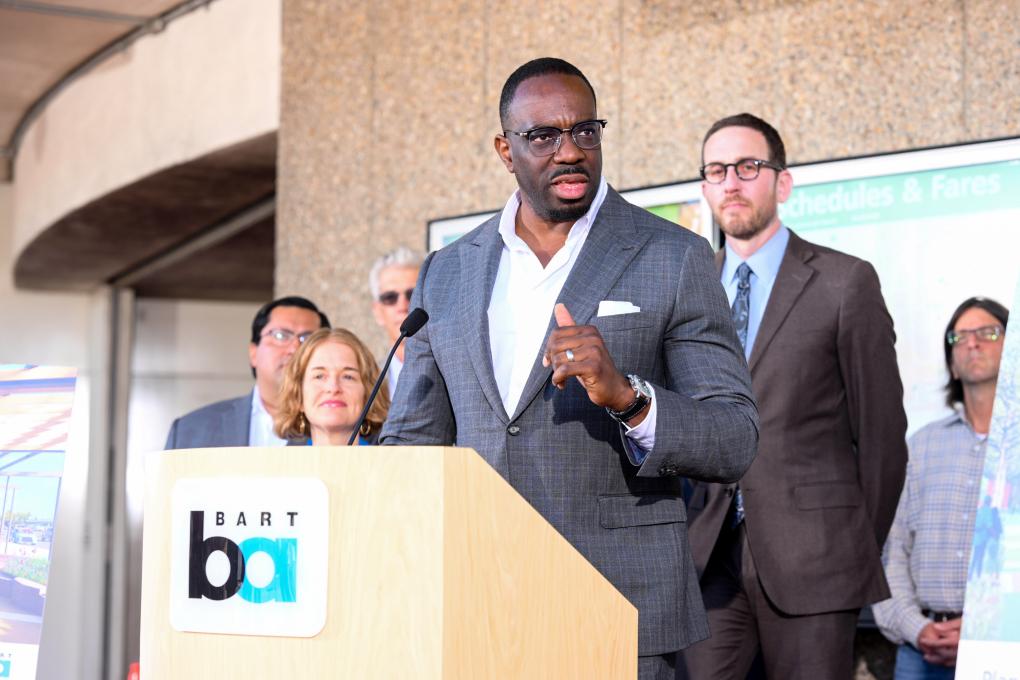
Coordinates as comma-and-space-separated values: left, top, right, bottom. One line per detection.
381, 188, 759, 655
164, 392, 251, 449
685, 229, 908, 615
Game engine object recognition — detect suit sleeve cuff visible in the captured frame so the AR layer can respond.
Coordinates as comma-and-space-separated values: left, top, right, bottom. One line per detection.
622, 385, 657, 465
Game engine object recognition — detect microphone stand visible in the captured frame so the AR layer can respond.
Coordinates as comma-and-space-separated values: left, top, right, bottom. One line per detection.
347, 332, 405, 445
347, 307, 428, 445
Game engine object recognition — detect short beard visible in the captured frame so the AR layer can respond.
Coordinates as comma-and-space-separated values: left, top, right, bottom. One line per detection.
518, 163, 596, 225
543, 202, 590, 223
716, 200, 777, 241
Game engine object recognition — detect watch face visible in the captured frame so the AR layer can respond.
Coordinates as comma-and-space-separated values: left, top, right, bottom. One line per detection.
628, 375, 652, 399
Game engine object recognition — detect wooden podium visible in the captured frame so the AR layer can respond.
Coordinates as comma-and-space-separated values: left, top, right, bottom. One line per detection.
140, 446, 638, 678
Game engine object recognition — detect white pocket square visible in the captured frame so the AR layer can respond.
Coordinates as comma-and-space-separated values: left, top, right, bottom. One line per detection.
597, 300, 641, 317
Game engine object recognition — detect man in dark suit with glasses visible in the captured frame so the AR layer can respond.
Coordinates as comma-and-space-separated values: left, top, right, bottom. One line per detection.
165, 296, 330, 449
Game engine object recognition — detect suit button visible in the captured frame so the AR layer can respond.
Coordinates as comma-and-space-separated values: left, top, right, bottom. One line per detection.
658, 463, 677, 476
507, 425, 521, 436
725, 488, 734, 497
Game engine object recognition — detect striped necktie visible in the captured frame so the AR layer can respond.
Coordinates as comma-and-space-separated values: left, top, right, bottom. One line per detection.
729, 262, 752, 526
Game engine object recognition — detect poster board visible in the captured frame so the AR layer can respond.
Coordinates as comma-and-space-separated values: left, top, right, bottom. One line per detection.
955, 274, 1020, 675
0, 365, 77, 680
778, 138, 1020, 435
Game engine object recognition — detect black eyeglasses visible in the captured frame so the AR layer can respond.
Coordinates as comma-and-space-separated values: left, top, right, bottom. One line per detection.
947, 325, 1004, 345
503, 119, 607, 157
378, 288, 413, 306
260, 328, 314, 345
700, 158, 784, 184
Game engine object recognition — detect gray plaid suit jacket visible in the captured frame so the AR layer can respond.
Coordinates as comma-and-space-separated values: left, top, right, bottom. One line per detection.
381, 187, 758, 655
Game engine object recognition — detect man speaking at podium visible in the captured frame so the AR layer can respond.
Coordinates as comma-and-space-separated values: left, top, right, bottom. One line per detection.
381, 58, 758, 679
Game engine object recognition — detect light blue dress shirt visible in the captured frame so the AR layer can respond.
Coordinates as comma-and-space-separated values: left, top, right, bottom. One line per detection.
720, 224, 790, 358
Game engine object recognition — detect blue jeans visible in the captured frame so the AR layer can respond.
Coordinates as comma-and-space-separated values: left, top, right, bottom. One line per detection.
894, 644, 956, 680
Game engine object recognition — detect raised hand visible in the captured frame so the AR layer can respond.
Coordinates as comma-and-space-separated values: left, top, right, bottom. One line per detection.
542, 303, 647, 424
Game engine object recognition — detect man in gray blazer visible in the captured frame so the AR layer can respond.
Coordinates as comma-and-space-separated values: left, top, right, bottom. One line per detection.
679, 114, 908, 679
164, 296, 330, 449
380, 58, 758, 680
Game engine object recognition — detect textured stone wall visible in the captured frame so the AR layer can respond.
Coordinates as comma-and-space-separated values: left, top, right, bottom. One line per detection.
278, 0, 1020, 354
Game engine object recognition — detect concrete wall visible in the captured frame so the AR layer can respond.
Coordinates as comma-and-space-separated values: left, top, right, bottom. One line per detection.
277, 0, 1020, 355
11, 0, 281, 264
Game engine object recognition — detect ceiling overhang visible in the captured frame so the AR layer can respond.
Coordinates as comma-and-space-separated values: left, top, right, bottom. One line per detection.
0, 0, 215, 181
14, 131, 276, 301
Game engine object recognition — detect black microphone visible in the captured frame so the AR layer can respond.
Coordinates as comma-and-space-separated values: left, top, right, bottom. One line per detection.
347, 308, 429, 445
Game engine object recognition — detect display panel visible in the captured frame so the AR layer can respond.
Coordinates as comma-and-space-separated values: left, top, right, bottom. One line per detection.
0, 365, 77, 680
956, 275, 1020, 674
779, 139, 1020, 433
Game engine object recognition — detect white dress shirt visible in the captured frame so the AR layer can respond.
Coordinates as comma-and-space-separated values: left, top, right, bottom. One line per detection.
249, 384, 288, 447
486, 178, 655, 458
387, 355, 403, 397
720, 224, 789, 358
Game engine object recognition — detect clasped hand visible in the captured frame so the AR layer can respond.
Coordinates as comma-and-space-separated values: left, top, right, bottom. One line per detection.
917, 618, 961, 667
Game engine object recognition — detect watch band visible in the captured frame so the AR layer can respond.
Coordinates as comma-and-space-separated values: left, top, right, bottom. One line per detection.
606, 375, 652, 423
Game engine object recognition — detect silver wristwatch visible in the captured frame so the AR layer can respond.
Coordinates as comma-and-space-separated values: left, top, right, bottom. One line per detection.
606, 374, 652, 423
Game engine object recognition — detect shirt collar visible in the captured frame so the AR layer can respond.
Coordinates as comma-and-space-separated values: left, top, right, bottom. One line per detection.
944, 406, 986, 437
497, 176, 609, 250
251, 383, 269, 418
722, 223, 790, 286
943, 408, 967, 427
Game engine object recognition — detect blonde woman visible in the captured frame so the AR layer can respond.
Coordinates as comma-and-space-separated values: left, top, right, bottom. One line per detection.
275, 328, 389, 446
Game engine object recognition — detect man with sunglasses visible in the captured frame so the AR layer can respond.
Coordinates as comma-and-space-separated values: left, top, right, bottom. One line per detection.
680, 114, 909, 678
873, 297, 1008, 678
381, 58, 758, 680
165, 296, 330, 449
369, 246, 423, 394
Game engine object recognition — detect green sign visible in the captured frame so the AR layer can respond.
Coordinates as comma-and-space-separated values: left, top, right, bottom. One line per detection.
646, 203, 680, 224
779, 160, 1020, 230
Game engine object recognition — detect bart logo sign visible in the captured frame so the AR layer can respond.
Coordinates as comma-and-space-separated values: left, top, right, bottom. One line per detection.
170, 478, 328, 637
188, 510, 297, 603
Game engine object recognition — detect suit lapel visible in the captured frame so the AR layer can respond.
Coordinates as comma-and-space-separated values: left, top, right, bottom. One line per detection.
459, 217, 510, 423
747, 231, 815, 372
511, 188, 650, 420
228, 392, 253, 446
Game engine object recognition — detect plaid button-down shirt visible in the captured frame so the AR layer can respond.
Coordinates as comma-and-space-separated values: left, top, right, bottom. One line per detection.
872, 411, 988, 646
